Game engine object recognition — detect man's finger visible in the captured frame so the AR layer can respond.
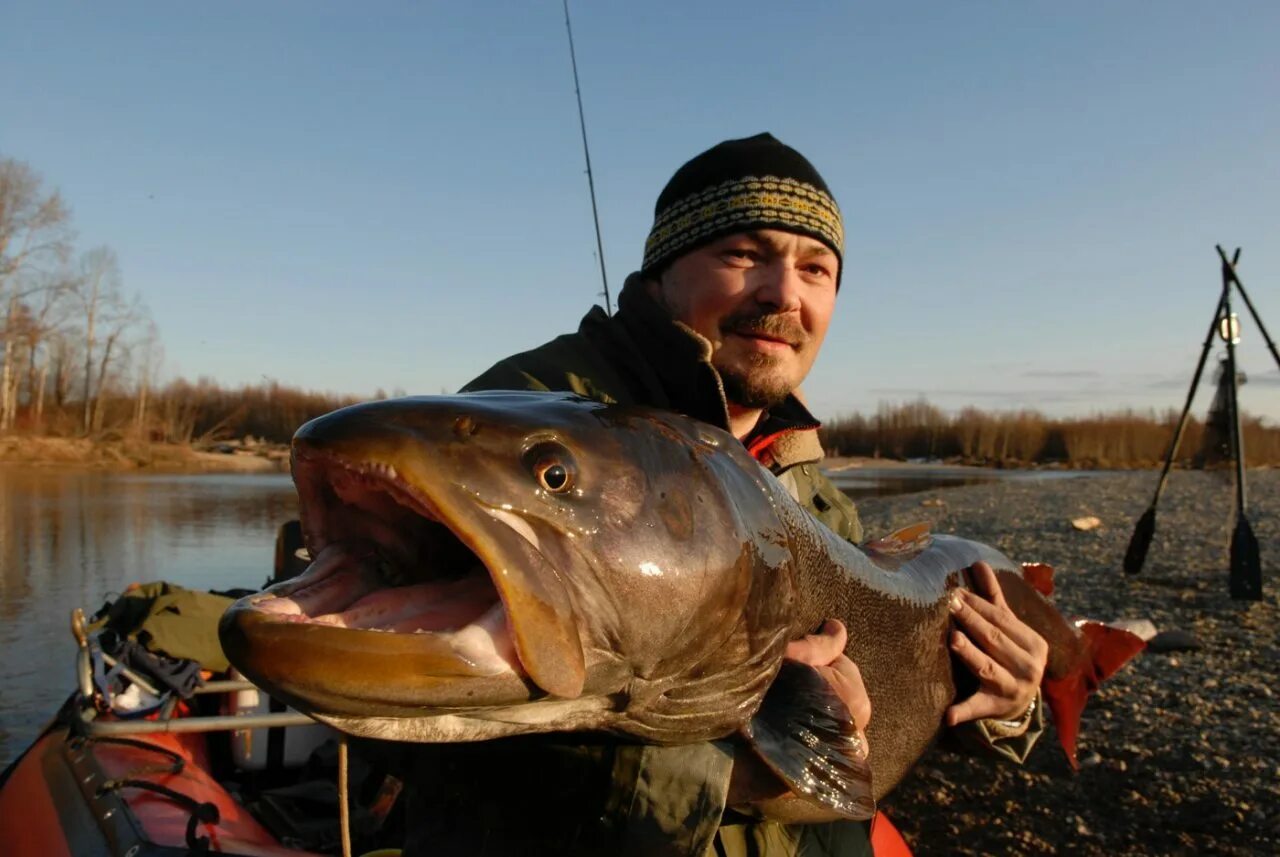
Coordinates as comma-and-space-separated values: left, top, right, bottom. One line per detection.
819, 658, 871, 733
946, 692, 1018, 727
785, 618, 848, 666
949, 629, 1018, 698
951, 589, 1040, 658
968, 562, 1008, 607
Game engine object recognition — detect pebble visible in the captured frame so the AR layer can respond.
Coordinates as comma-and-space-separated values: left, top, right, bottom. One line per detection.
1147, 628, 1205, 652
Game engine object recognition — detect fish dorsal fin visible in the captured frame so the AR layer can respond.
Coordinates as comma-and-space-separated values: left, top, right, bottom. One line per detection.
861, 522, 933, 570
739, 660, 875, 820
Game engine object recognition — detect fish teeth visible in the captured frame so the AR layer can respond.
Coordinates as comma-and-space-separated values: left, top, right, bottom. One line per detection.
363, 461, 398, 481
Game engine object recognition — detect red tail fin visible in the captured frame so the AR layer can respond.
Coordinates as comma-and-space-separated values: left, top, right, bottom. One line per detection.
1041, 621, 1147, 769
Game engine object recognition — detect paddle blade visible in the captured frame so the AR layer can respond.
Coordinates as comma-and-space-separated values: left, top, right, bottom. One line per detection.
1229, 517, 1263, 600
1123, 507, 1157, 575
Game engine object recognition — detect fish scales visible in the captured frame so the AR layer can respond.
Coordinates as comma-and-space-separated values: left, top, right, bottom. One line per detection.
759, 472, 1021, 796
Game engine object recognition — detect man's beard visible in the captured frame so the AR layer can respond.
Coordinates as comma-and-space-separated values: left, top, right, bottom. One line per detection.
717, 354, 793, 410
716, 312, 807, 410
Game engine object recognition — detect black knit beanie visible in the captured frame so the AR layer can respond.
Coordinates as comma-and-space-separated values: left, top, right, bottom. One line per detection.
641, 133, 844, 284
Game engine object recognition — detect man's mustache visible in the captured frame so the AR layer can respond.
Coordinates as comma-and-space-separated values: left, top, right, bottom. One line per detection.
721, 313, 806, 348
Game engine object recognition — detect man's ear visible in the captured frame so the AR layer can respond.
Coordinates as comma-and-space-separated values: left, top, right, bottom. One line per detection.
643, 274, 664, 304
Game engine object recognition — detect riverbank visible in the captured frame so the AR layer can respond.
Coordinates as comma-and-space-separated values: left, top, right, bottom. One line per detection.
0, 435, 289, 473
3, 438, 1251, 476
863, 470, 1278, 856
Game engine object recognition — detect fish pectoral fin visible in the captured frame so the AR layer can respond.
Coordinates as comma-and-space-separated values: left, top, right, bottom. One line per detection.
739, 660, 875, 821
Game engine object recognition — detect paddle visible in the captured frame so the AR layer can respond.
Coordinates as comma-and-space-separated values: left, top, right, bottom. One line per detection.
1123, 251, 1237, 575
1230, 516, 1262, 600
1218, 254, 1263, 600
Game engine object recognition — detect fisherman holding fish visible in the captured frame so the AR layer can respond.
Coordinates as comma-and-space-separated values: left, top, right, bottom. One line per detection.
412, 134, 1050, 855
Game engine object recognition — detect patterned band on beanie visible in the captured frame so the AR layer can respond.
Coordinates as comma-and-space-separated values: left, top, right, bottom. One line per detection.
642, 174, 843, 274
640, 134, 843, 281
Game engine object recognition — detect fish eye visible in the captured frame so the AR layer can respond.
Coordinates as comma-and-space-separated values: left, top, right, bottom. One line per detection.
523, 439, 577, 495
534, 458, 573, 493
535, 463, 570, 496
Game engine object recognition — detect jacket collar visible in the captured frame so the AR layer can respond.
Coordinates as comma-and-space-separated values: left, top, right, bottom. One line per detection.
584, 273, 824, 468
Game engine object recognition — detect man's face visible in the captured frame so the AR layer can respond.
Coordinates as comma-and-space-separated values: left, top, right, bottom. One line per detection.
648, 229, 839, 411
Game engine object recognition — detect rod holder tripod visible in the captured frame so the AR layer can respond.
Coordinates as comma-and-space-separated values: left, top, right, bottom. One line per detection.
1123, 246, 1275, 600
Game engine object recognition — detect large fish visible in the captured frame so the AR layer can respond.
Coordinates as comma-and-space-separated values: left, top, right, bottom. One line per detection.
219, 392, 1143, 819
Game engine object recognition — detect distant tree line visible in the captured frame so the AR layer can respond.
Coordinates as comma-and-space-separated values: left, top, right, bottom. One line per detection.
820, 399, 1280, 468
4, 368, 362, 447
78, 378, 362, 445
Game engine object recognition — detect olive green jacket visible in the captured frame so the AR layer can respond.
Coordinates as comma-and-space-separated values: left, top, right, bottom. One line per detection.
400, 276, 1039, 857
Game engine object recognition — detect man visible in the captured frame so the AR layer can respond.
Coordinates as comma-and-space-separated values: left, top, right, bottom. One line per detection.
404, 133, 1047, 857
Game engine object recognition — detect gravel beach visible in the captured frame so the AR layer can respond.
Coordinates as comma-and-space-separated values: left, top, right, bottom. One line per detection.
858, 470, 1279, 856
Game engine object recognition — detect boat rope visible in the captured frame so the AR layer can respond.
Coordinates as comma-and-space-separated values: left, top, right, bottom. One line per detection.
339, 733, 353, 857
96, 777, 220, 853
73, 734, 220, 852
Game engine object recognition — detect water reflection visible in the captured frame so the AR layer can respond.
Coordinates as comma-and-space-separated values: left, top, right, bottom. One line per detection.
0, 468, 296, 767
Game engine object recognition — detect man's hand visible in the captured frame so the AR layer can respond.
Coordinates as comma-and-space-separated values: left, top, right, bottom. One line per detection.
728, 618, 870, 822
785, 618, 871, 745
945, 562, 1048, 726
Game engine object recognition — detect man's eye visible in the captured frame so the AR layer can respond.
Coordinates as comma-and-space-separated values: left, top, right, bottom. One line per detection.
803, 263, 831, 278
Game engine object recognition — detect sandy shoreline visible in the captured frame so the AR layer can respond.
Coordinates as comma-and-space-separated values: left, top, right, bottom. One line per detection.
862, 470, 1278, 856
0, 435, 289, 473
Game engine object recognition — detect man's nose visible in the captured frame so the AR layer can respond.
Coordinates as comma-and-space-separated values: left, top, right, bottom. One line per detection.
753, 262, 803, 312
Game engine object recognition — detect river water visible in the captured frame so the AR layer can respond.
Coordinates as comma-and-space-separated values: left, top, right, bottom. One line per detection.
0, 464, 1096, 768
0, 469, 297, 768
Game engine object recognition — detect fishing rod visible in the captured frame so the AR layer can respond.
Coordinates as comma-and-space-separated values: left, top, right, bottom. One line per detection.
563, 0, 613, 316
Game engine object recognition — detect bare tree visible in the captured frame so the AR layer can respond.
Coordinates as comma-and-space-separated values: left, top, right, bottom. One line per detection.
0, 158, 73, 430
0, 300, 34, 429
74, 247, 120, 433
50, 329, 80, 410
90, 292, 147, 433
132, 321, 163, 439
15, 271, 74, 430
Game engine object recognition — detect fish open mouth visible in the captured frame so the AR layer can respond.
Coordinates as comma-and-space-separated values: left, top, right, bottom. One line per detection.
220, 444, 587, 715
264, 455, 515, 665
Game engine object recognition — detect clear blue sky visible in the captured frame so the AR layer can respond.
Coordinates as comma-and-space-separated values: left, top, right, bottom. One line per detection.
4, 1, 1279, 422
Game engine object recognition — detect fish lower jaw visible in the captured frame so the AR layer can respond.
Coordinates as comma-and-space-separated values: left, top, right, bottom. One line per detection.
248, 542, 523, 678
313, 694, 622, 743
